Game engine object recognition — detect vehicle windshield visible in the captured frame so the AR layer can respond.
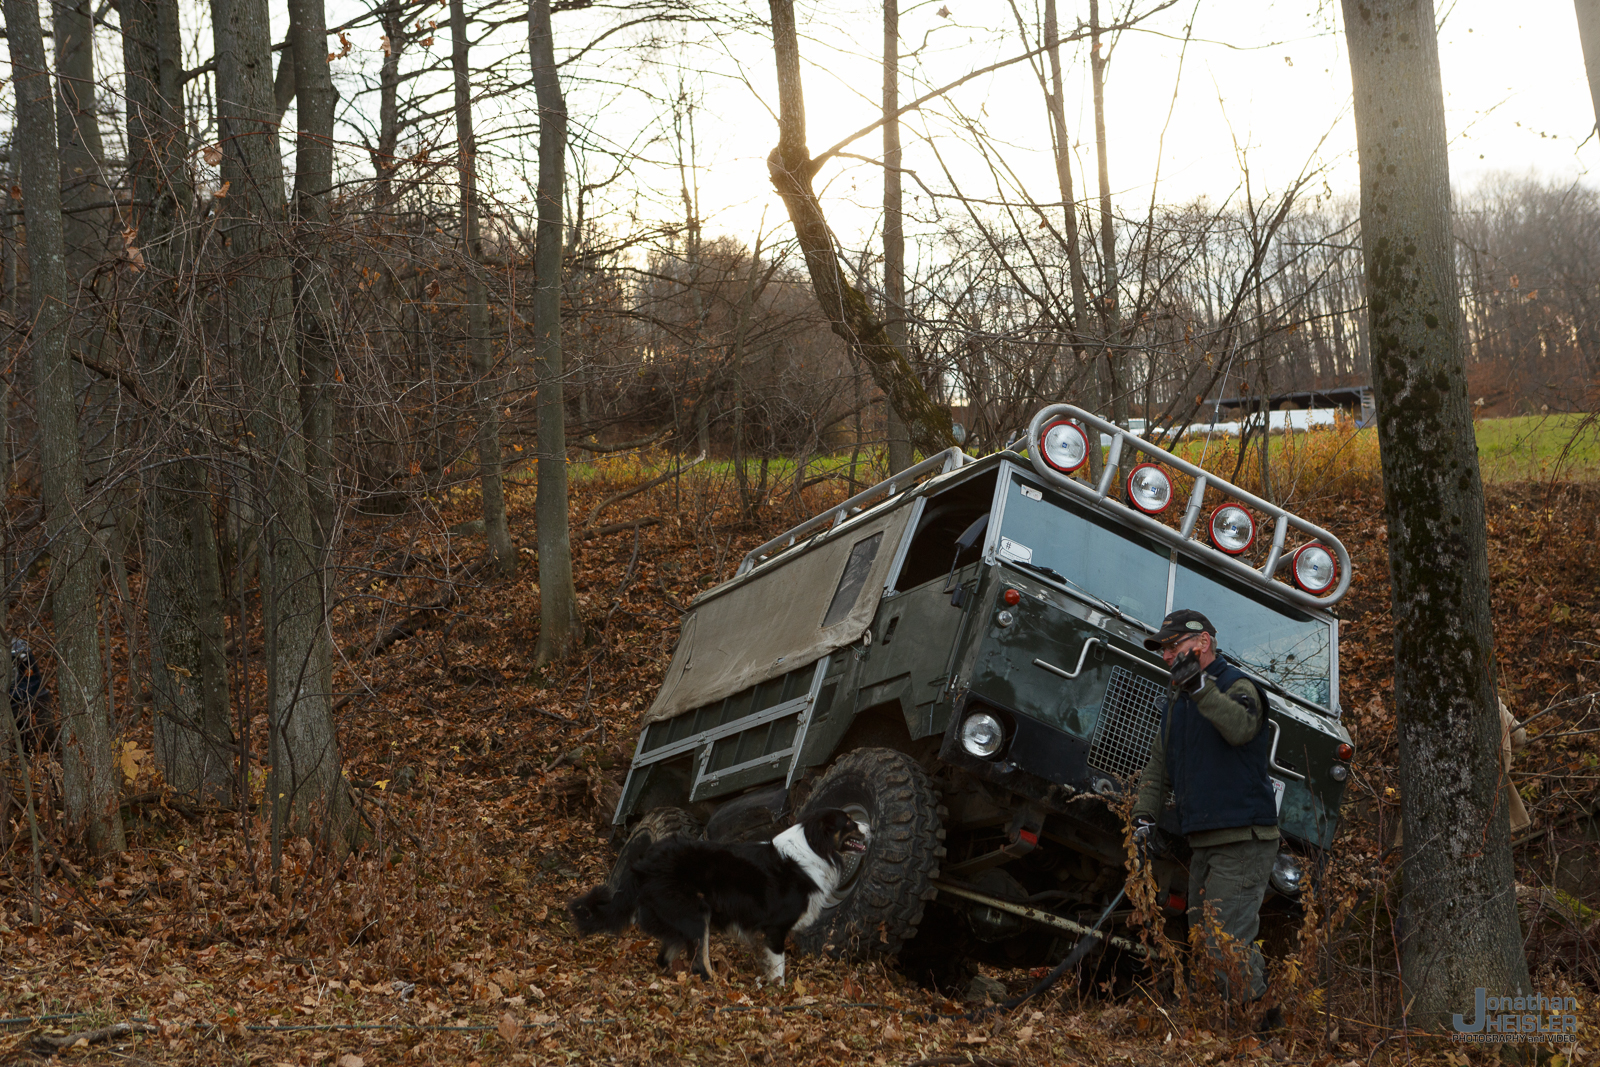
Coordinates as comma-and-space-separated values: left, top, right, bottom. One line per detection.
1173, 558, 1332, 708
998, 468, 1334, 710
996, 472, 1170, 627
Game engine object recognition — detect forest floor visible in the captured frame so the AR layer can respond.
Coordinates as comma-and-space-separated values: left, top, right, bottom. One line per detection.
2, 447, 1599, 1066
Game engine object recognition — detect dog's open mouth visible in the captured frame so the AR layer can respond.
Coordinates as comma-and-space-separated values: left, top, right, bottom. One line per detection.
842, 838, 868, 854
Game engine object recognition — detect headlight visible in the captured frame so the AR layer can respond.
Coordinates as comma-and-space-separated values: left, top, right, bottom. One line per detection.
1292, 542, 1338, 594
1269, 851, 1303, 896
960, 712, 1004, 758
1038, 419, 1089, 473
1126, 463, 1173, 514
1208, 504, 1255, 555
1328, 764, 1349, 782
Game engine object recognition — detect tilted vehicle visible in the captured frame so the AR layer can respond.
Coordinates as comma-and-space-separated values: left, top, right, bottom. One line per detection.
609, 405, 1355, 970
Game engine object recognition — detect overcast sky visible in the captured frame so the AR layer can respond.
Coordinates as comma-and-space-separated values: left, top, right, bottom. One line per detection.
607, 0, 1598, 253
290, 0, 1599, 259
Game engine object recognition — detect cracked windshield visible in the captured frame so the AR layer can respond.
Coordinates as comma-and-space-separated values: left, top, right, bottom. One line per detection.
997, 473, 1170, 626
999, 472, 1333, 708
1174, 559, 1332, 708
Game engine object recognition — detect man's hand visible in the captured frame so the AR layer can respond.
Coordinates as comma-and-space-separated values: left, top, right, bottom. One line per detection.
1132, 819, 1158, 857
1169, 650, 1206, 695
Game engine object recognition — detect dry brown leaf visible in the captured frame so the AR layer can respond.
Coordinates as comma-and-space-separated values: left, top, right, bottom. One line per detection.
336, 1055, 364, 1067
497, 1012, 520, 1044
119, 742, 145, 781
121, 227, 146, 271
202, 144, 223, 166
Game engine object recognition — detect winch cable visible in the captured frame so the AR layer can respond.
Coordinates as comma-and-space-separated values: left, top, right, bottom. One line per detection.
976, 885, 1129, 1019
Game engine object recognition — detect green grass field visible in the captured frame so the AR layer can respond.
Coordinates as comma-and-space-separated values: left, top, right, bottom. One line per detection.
1167, 412, 1600, 485
545, 411, 1600, 499
1470, 413, 1600, 482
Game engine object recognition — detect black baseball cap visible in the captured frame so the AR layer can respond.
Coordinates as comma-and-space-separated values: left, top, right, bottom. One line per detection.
1143, 609, 1216, 650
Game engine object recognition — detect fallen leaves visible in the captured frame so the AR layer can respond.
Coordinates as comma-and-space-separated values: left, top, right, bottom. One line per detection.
0, 469, 1594, 1067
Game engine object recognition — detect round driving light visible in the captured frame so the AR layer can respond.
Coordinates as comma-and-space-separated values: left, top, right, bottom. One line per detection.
1126, 463, 1173, 514
1038, 419, 1089, 473
1328, 764, 1349, 782
996, 610, 1015, 628
1003, 588, 1021, 606
1336, 742, 1354, 762
960, 712, 1004, 758
1269, 851, 1303, 896
1292, 542, 1338, 594
1208, 504, 1256, 555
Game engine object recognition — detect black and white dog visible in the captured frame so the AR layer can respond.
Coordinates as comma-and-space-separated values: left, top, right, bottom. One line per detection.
568, 808, 867, 984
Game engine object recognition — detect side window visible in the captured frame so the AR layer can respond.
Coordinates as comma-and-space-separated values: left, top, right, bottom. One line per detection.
892, 470, 999, 591
821, 533, 883, 628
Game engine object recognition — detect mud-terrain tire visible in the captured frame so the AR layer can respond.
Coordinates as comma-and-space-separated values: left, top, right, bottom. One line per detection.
792, 748, 944, 959
607, 807, 702, 890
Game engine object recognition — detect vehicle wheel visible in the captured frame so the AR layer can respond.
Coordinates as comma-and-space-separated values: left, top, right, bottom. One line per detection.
792, 747, 944, 959
607, 807, 702, 890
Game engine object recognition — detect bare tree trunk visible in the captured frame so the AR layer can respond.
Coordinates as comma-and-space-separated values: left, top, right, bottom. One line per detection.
289, 0, 341, 771
376, 0, 404, 207
451, 0, 517, 578
530, 0, 581, 664
54, 0, 105, 273
1342, 0, 1531, 1028
290, 0, 339, 556
55, 0, 136, 687
212, 0, 353, 847
1579, 0, 1600, 137
1088, 0, 1127, 430
1043, 0, 1102, 481
125, 0, 233, 802
881, 0, 914, 473
672, 88, 713, 458
1, 379, 14, 853
5, 0, 124, 858
767, 0, 957, 457
731, 240, 779, 517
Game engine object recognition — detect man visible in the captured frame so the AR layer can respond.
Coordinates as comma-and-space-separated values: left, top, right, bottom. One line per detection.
1131, 609, 1281, 1027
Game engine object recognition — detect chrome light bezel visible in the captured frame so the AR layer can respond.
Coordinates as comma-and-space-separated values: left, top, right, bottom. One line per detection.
1037, 418, 1090, 474
1292, 541, 1338, 595
1269, 850, 1304, 897
1208, 504, 1256, 555
960, 712, 1005, 759
1126, 462, 1173, 514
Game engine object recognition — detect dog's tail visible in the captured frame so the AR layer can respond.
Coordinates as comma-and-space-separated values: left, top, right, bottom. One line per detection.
567, 871, 640, 936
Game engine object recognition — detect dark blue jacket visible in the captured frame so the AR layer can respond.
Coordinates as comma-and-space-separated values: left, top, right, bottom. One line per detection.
1162, 655, 1277, 836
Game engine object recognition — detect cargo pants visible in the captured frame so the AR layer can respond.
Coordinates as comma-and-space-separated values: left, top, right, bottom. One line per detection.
1187, 836, 1278, 1002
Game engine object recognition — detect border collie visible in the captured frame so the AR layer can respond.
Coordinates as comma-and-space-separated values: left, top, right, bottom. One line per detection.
568, 808, 867, 984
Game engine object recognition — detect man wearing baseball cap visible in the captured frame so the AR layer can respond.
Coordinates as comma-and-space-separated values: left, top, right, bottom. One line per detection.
1130, 609, 1281, 1028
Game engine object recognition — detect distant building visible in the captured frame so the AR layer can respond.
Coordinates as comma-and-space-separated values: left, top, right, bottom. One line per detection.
1210, 386, 1375, 428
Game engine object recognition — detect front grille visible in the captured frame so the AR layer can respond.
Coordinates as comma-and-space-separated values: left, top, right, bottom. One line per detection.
1088, 666, 1167, 781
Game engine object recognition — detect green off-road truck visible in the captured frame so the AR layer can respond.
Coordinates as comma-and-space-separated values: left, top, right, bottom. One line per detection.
610, 404, 1354, 972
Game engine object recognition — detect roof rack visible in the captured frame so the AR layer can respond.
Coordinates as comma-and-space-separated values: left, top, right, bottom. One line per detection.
1025, 405, 1352, 608
735, 447, 973, 577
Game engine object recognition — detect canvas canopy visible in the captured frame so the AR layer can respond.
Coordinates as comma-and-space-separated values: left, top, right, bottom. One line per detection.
641, 505, 916, 727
